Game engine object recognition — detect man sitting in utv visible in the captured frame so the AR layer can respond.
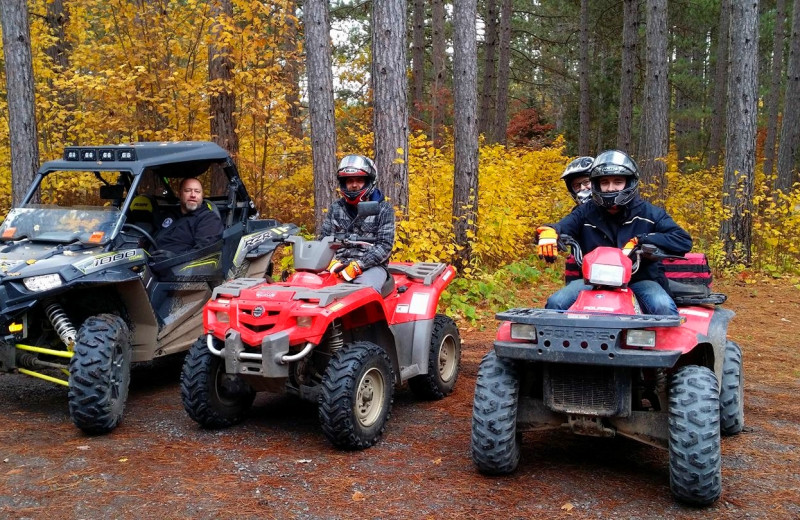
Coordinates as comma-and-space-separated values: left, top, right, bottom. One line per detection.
154, 177, 223, 255
320, 154, 395, 294
537, 150, 692, 316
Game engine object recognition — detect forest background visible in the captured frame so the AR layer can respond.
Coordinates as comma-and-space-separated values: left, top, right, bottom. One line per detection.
0, 0, 799, 320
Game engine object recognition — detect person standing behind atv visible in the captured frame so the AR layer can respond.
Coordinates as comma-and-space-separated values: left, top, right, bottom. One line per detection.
154, 177, 224, 255
321, 154, 395, 293
538, 150, 692, 315
560, 156, 594, 283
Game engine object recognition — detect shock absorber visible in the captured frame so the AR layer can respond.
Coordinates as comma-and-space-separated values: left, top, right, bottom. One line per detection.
44, 301, 77, 349
328, 319, 344, 353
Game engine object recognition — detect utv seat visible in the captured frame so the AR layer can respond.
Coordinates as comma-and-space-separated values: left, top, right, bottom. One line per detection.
127, 194, 161, 234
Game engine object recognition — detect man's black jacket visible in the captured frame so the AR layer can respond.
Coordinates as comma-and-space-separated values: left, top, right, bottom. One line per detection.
551, 197, 692, 290
155, 201, 224, 254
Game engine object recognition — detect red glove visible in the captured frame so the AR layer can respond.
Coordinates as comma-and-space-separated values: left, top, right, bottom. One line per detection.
622, 237, 638, 257
340, 261, 363, 281
536, 226, 558, 263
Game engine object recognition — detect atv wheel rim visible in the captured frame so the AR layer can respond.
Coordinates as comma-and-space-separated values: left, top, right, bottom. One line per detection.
438, 334, 458, 382
355, 367, 385, 427
110, 342, 125, 402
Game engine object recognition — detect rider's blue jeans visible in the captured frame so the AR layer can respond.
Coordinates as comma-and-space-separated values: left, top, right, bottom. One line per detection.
546, 279, 678, 315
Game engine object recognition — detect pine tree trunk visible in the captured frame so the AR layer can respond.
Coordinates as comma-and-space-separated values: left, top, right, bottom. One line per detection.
721, 0, 759, 265
411, 0, 426, 124
578, 0, 591, 155
776, 0, 800, 194
0, 0, 40, 206
284, 0, 303, 141
372, 0, 409, 214
479, 0, 497, 139
492, 0, 512, 145
637, 0, 669, 202
209, 0, 239, 195
304, 0, 338, 231
431, 0, 446, 145
762, 0, 786, 182
617, 0, 639, 152
452, 0, 479, 271
707, 0, 730, 168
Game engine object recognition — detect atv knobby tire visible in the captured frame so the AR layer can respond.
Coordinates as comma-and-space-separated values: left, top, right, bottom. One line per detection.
719, 340, 744, 436
471, 349, 520, 474
68, 314, 131, 434
668, 365, 722, 506
181, 337, 255, 429
408, 314, 461, 400
319, 341, 394, 450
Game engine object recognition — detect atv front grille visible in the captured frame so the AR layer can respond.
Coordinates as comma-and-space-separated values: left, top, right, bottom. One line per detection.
544, 364, 630, 417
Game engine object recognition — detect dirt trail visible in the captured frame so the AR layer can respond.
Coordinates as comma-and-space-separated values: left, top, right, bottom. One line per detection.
1, 280, 798, 519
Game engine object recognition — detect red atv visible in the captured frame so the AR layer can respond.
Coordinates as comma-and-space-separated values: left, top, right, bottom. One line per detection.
180, 206, 461, 450
470, 236, 742, 506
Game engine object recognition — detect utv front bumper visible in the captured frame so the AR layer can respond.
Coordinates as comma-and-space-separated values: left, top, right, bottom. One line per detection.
494, 308, 683, 368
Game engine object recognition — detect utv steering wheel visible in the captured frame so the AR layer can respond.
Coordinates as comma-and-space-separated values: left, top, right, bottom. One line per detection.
121, 223, 158, 250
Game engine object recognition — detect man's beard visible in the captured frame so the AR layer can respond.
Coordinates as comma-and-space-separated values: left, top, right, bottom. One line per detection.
185, 201, 199, 212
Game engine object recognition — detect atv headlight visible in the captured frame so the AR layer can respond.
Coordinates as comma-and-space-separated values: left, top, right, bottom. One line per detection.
510, 323, 537, 341
588, 264, 625, 287
23, 273, 63, 292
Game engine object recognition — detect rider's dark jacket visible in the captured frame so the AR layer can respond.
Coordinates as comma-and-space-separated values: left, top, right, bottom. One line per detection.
551, 197, 692, 291
155, 200, 224, 254
319, 189, 395, 270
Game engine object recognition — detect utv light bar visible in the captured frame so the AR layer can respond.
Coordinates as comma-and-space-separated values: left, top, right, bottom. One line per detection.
63, 147, 136, 162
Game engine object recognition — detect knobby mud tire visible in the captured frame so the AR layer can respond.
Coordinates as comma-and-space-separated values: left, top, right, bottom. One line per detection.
68, 314, 132, 435
180, 337, 255, 429
668, 365, 722, 506
408, 314, 461, 400
318, 341, 394, 450
471, 349, 521, 474
719, 340, 744, 436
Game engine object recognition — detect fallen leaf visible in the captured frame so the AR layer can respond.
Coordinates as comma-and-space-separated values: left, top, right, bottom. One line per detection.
561, 502, 574, 512
6, 469, 23, 475
76, 446, 90, 451
119, 458, 128, 463
432, 458, 442, 465
352, 491, 365, 502
296, 459, 312, 464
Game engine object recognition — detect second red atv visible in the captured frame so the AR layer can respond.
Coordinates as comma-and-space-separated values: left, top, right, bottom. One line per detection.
180, 207, 461, 450
471, 236, 742, 506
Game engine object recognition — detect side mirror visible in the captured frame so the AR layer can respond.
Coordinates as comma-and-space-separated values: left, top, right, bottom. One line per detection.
357, 201, 380, 218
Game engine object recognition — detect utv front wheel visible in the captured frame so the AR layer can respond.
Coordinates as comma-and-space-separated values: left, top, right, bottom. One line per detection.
719, 340, 744, 436
668, 365, 722, 506
471, 349, 520, 474
409, 314, 461, 399
319, 341, 394, 450
68, 314, 132, 434
181, 337, 255, 428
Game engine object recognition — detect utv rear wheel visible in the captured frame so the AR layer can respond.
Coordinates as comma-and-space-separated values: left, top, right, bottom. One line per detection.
181, 337, 255, 428
408, 314, 461, 399
471, 349, 520, 474
720, 340, 744, 436
319, 341, 394, 450
668, 365, 722, 506
68, 314, 131, 434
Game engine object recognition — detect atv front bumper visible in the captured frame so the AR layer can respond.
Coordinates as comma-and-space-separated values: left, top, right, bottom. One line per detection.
495, 308, 683, 368
208, 329, 308, 379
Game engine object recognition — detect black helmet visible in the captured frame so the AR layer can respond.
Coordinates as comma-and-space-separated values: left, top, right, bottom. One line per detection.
590, 150, 640, 209
560, 156, 594, 204
337, 154, 377, 205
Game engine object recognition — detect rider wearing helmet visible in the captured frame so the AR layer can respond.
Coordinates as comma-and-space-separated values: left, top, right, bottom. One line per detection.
536, 150, 692, 315
320, 154, 395, 293
561, 156, 594, 206
561, 157, 594, 283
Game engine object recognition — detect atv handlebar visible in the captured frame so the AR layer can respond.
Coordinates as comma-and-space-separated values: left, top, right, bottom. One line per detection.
558, 234, 685, 273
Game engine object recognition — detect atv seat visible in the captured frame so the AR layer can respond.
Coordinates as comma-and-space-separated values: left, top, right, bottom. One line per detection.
127, 194, 161, 233
669, 279, 727, 306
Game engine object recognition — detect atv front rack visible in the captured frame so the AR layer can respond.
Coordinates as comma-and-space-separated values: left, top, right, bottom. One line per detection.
494, 308, 683, 368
